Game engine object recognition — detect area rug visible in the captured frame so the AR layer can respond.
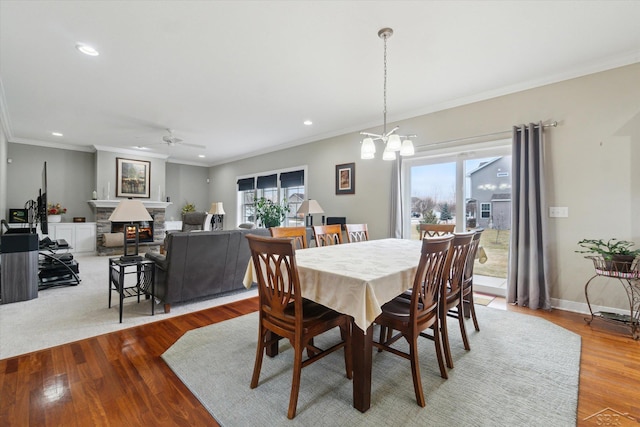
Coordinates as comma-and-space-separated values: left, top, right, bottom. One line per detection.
162, 306, 581, 426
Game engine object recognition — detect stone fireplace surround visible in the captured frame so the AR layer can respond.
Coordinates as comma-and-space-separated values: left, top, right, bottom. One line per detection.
89, 200, 172, 256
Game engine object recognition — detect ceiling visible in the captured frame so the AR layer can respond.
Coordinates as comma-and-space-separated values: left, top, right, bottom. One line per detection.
1, 1, 639, 166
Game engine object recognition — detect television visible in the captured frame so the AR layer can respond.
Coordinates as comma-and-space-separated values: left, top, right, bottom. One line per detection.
38, 162, 48, 235
9, 208, 28, 223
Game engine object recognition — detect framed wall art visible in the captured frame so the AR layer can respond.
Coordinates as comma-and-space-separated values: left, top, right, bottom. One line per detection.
116, 158, 151, 198
335, 162, 355, 195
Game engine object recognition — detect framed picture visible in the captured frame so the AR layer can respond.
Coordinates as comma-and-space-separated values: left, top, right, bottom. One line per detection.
116, 158, 151, 198
335, 162, 355, 195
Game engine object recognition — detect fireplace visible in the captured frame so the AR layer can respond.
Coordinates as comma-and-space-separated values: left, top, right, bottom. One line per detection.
111, 218, 154, 243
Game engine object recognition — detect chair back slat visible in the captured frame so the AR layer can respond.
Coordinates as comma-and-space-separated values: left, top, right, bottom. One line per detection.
270, 226, 308, 249
345, 224, 369, 243
313, 225, 344, 246
411, 235, 453, 320
247, 235, 302, 334
419, 223, 455, 239
464, 228, 484, 284
445, 232, 475, 299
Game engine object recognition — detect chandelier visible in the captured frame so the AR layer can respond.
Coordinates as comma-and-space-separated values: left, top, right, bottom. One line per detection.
360, 28, 415, 160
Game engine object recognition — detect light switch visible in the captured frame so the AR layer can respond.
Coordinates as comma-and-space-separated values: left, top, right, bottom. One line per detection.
549, 207, 569, 218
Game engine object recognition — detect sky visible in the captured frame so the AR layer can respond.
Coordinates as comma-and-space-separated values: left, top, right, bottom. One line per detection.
410, 158, 491, 202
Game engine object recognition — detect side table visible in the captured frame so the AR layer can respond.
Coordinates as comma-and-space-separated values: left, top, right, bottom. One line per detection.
584, 256, 640, 340
108, 257, 155, 323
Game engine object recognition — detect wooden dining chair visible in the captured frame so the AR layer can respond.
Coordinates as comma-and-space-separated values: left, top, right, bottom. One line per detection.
419, 223, 455, 239
438, 231, 475, 369
345, 223, 369, 243
313, 224, 343, 246
270, 226, 308, 249
245, 234, 352, 419
449, 228, 484, 331
373, 235, 453, 407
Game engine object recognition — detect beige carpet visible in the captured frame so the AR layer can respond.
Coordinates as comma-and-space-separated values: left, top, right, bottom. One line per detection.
0, 253, 257, 360
163, 306, 581, 426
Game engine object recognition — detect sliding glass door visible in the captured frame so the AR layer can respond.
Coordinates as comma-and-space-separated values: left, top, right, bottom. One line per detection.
404, 143, 511, 294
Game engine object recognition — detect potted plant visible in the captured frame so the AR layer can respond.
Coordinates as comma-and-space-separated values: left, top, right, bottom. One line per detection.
254, 197, 290, 228
181, 202, 196, 215
576, 238, 640, 272
47, 202, 67, 223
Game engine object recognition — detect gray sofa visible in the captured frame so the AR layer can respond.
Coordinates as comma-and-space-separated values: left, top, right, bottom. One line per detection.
145, 228, 270, 312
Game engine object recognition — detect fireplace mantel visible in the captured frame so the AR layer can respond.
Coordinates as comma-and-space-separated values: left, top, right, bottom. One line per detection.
88, 200, 172, 209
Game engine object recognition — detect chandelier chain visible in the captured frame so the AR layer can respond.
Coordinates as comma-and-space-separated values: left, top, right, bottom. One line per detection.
383, 32, 387, 136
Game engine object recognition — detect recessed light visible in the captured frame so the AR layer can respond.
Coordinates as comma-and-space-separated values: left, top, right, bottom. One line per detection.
76, 43, 99, 56
303, 120, 313, 126
134, 146, 149, 150
198, 154, 205, 158
51, 132, 63, 137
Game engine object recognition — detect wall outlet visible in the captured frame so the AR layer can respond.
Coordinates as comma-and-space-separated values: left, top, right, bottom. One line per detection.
549, 207, 569, 218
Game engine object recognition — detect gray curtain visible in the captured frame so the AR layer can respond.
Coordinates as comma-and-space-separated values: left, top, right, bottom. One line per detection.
390, 157, 403, 238
507, 122, 551, 309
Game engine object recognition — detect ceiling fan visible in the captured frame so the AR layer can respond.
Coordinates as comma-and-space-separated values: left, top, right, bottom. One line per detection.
152, 128, 206, 149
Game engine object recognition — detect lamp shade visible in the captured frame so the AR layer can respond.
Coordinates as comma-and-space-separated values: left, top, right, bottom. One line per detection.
400, 139, 415, 156
386, 134, 402, 152
108, 199, 152, 222
209, 202, 226, 215
297, 199, 324, 215
382, 147, 397, 161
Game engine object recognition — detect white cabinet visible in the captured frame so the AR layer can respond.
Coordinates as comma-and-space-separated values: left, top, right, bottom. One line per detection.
47, 222, 96, 253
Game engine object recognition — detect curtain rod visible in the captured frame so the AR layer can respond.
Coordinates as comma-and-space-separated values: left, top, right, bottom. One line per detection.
415, 121, 557, 150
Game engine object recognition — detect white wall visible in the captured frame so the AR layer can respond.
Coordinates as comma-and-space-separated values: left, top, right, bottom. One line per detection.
210, 63, 640, 310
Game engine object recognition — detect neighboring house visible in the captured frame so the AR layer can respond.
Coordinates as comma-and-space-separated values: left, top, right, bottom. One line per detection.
467, 157, 512, 229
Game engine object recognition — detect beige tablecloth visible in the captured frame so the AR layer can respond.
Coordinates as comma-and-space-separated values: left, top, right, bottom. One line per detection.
243, 238, 422, 331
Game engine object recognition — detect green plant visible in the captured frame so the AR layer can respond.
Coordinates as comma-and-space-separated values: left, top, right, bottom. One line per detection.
254, 197, 290, 228
181, 202, 196, 214
576, 238, 640, 260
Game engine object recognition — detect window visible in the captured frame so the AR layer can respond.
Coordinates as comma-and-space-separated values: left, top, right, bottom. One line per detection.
237, 177, 255, 223
237, 167, 306, 227
480, 203, 491, 219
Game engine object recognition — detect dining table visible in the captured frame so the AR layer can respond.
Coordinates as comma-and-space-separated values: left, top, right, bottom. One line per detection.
243, 237, 423, 413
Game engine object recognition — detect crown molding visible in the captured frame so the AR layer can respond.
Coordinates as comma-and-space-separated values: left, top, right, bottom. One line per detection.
93, 145, 169, 159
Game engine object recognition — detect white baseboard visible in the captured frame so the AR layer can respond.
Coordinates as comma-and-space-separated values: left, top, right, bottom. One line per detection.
550, 298, 629, 316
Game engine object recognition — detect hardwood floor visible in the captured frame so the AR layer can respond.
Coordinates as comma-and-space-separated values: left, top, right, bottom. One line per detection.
1, 296, 639, 426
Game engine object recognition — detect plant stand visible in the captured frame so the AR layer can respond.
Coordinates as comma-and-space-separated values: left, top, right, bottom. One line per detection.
584, 256, 640, 339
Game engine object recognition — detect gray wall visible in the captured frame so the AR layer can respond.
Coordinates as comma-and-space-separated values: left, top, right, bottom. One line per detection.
5, 144, 95, 221
0, 127, 7, 219
208, 133, 393, 239
94, 148, 167, 203
165, 162, 210, 221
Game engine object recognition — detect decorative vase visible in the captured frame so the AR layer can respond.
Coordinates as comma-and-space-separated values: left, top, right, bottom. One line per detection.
48, 214, 62, 223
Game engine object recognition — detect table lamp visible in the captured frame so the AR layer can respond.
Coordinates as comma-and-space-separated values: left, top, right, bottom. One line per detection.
209, 202, 226, 230
108, 199, 153, 262
297, 199, 324, 227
